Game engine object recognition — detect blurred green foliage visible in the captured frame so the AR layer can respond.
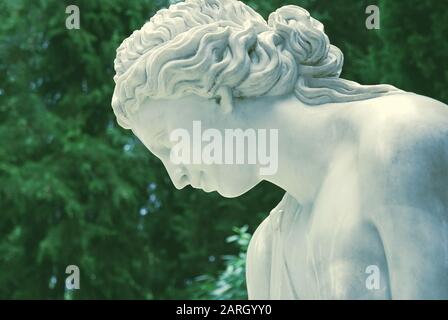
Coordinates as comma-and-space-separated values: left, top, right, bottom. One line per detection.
0, 0, 446, 299
188, 225, 251, 300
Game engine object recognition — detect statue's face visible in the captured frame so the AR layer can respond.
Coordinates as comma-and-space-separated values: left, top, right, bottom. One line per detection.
129, 95, 262, 198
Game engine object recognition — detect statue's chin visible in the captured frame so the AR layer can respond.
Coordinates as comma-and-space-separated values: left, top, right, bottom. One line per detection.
216, 186, 251, 199
201, 185, 215, 193
191, 184, 214, 193
216, 190, 239, 199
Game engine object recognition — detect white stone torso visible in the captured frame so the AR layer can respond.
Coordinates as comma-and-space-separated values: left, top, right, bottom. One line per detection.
246, 177, 390, 299
246, 95, 448, 299
245, 128, 393, 299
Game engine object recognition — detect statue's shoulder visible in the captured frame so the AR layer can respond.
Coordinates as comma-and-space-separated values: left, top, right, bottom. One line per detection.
355, 92, 448, 198
356, 92, 448, 159
354, 92, 447, 123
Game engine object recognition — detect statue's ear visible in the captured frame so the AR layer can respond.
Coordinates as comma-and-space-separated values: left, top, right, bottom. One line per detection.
216, 86, 233, 114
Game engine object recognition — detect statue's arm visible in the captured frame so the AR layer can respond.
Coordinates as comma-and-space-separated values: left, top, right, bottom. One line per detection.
372, 204, 448, 299
364, 117, 448, 299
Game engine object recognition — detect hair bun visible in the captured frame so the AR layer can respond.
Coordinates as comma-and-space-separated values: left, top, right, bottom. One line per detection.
268, 5, 342, 78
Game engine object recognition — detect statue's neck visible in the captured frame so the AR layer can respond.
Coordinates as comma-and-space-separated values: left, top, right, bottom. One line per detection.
237, 94, 358, 205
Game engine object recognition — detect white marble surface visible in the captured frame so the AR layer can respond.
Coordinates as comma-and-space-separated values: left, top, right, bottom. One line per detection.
112, 0, 448, 299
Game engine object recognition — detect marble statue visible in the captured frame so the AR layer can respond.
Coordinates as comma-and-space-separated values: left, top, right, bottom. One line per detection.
111, 0, 448, 299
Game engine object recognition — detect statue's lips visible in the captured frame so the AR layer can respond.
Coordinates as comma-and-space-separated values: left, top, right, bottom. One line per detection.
200, 172, 214, 193
190, 171, 203, 188
190, 171, 214, 192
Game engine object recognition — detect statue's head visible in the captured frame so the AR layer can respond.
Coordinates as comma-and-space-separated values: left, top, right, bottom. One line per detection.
112, 0, 396, 197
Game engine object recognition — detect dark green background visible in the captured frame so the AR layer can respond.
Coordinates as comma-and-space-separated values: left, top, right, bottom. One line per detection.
0, 0, 446, 299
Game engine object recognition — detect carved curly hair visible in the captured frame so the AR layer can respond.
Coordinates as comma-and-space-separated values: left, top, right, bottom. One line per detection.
112, 0, 399, 128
